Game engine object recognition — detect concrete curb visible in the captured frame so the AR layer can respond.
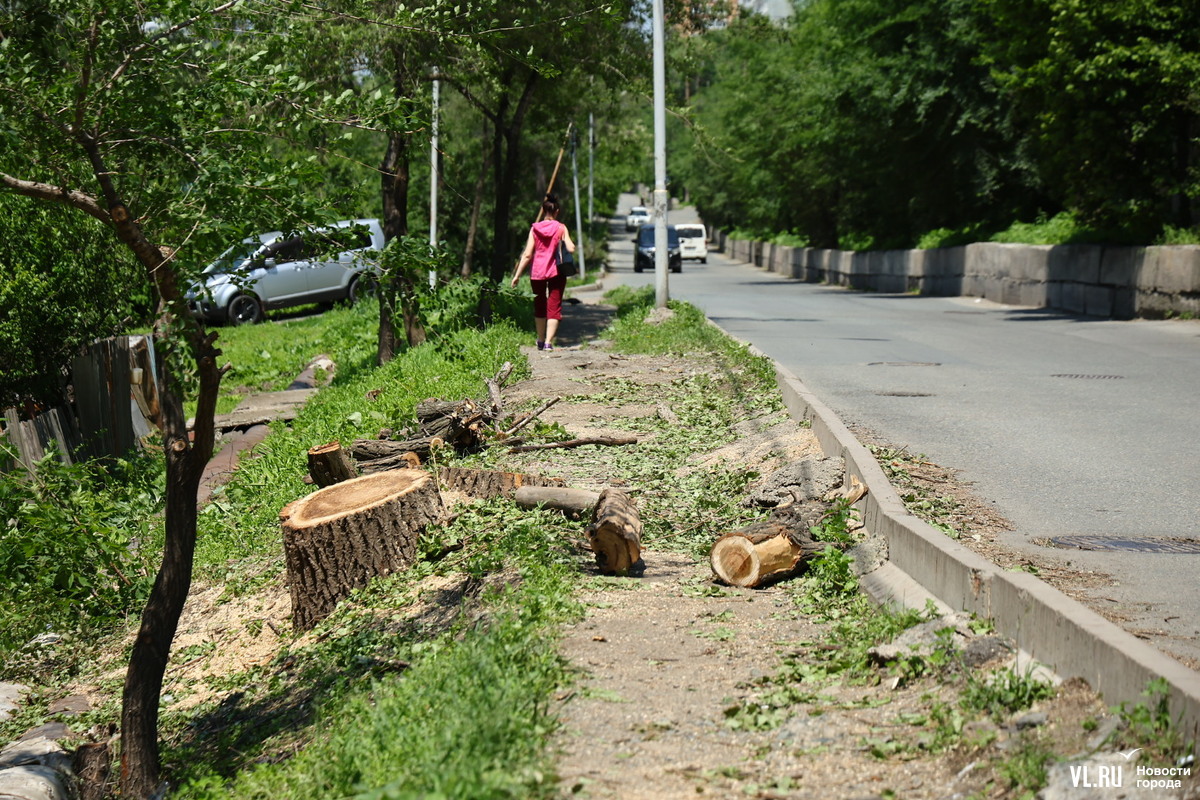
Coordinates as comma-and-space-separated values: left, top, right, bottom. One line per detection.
717, 322, 1200, 741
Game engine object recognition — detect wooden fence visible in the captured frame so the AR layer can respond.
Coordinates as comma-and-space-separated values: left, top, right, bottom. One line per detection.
0, 336, 161, 472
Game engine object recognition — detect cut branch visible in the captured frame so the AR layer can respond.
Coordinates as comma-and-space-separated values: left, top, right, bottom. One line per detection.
509, 435, 636, 453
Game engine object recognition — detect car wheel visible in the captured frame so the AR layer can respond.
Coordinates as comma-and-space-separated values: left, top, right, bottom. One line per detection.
347, 274, 377, 305
701, 257, 707, 264
227, 294, 263, 325
634, 265, 643, 273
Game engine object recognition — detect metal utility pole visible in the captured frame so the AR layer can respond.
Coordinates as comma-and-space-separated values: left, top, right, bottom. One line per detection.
651, 0, 669, 307
571, 125, 587, 280
428, 71, 440, 288
588, 112, 595, 232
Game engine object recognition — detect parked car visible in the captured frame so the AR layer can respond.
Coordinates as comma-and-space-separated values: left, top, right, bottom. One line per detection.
187, 219, 385, 325
625, 205, 650, 232
675, 223, 708, 263
634, 224, 682, 273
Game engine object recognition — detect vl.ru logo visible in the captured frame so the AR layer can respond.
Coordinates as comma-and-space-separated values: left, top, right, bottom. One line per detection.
1070, 764, 1123, 788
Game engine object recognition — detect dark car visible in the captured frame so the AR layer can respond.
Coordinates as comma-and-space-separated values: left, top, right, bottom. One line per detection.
634, 224, 682, 273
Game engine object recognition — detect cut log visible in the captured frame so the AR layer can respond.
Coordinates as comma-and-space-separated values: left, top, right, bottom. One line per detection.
587, 488, 643, 574
515, 486, 601, 518
280, 469, 445, 630
509, 435, 637, 453
439, 466, 565, 500
306, 441, 358, 487
357, 450, 421, 475
709, 502, 828, 588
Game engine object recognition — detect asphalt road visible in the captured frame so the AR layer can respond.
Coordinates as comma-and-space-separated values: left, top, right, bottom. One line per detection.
600, 194, 1200, 667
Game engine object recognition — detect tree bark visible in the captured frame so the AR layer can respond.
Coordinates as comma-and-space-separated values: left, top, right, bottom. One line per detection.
307, 441, 358, 487
281, 469, 445, 631
709, 503, 828, 588
587, 488, 643, 574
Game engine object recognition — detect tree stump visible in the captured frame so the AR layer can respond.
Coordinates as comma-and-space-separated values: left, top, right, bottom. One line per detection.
280, 469, 445, 630
709, 502, 828, 588
587, 488, 643, 574
306, 441, 358, 487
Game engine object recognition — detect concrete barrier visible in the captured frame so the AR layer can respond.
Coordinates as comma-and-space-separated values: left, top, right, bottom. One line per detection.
712, 229, 1200, 318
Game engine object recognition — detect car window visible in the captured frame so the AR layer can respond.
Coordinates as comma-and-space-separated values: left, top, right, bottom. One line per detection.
318, 228, 372, 252
260, 236, 308, 263
677, 228, 702, 239
638, 226, 680, 246
205, 242, 260, 274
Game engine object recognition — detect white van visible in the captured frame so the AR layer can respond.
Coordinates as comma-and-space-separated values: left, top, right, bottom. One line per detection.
675, 223, 708, 263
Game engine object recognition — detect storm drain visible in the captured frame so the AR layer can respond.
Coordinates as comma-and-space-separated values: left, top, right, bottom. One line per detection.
1051, 374, 1125, 380
1049, 536, 1200, 554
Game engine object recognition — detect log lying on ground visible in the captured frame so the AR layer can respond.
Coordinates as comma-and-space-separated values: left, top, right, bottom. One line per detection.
307, 441, 358, 487
587, 488, 643, 574
357, 450, 421, 475
514, 486, 601, 518
280, 469, 444, 630
440, 466, 565, 500
709, 502, 829, 588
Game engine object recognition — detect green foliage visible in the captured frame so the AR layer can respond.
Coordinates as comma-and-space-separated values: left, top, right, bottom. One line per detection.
960, 667, 1054, 721
0, 196, 151, 406
0, 446, 161, 668
177, 570, 573, 800
676, 0, 1200, 248
1113, 677, 1193, 759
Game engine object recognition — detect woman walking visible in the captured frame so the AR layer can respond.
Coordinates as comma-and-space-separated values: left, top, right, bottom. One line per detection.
511, 194, 576, 351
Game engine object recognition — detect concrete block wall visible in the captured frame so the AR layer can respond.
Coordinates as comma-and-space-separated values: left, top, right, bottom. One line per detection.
717, 232, 1200, 319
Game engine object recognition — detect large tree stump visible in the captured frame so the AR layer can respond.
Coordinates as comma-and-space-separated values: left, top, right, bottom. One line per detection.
709, 502, 828, 588
587, 488, 643, 574
280, 469, 445, 630
306, 441, 358, 487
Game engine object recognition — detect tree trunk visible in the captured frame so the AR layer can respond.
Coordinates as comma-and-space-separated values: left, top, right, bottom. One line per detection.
587, 488, 643, 574
94, 189, 224, 800
488, 69, 539, 284
281, 469, 445, 630
307, 441, 358, 487
462, 123, 493, 278
514, 485, 599, 518
709, 503, 828, 588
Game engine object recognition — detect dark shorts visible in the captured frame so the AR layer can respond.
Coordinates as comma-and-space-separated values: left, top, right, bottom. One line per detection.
531, 275, 567, 320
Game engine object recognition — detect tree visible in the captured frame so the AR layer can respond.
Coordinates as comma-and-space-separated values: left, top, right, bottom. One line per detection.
0, 1, 342, 794
983, 0, 1200, 232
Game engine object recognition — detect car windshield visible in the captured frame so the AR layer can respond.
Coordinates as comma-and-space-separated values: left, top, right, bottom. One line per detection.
638, 226, 679, 247
203, 242, 262, 275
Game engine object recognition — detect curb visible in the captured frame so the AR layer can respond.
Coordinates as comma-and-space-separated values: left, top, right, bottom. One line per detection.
720, 323, 1200, 741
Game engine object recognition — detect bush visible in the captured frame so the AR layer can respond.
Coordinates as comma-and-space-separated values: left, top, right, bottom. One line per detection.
0, 446, 161, 663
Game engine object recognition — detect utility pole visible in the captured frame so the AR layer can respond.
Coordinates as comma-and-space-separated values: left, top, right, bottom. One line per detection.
571, 125, 587, 280
651, 0, 669, 307
588, 112, 595, 232
428, 70, 440, 289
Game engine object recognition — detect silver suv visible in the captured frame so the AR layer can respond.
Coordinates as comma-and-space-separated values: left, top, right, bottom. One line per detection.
187, 219, 385, 325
